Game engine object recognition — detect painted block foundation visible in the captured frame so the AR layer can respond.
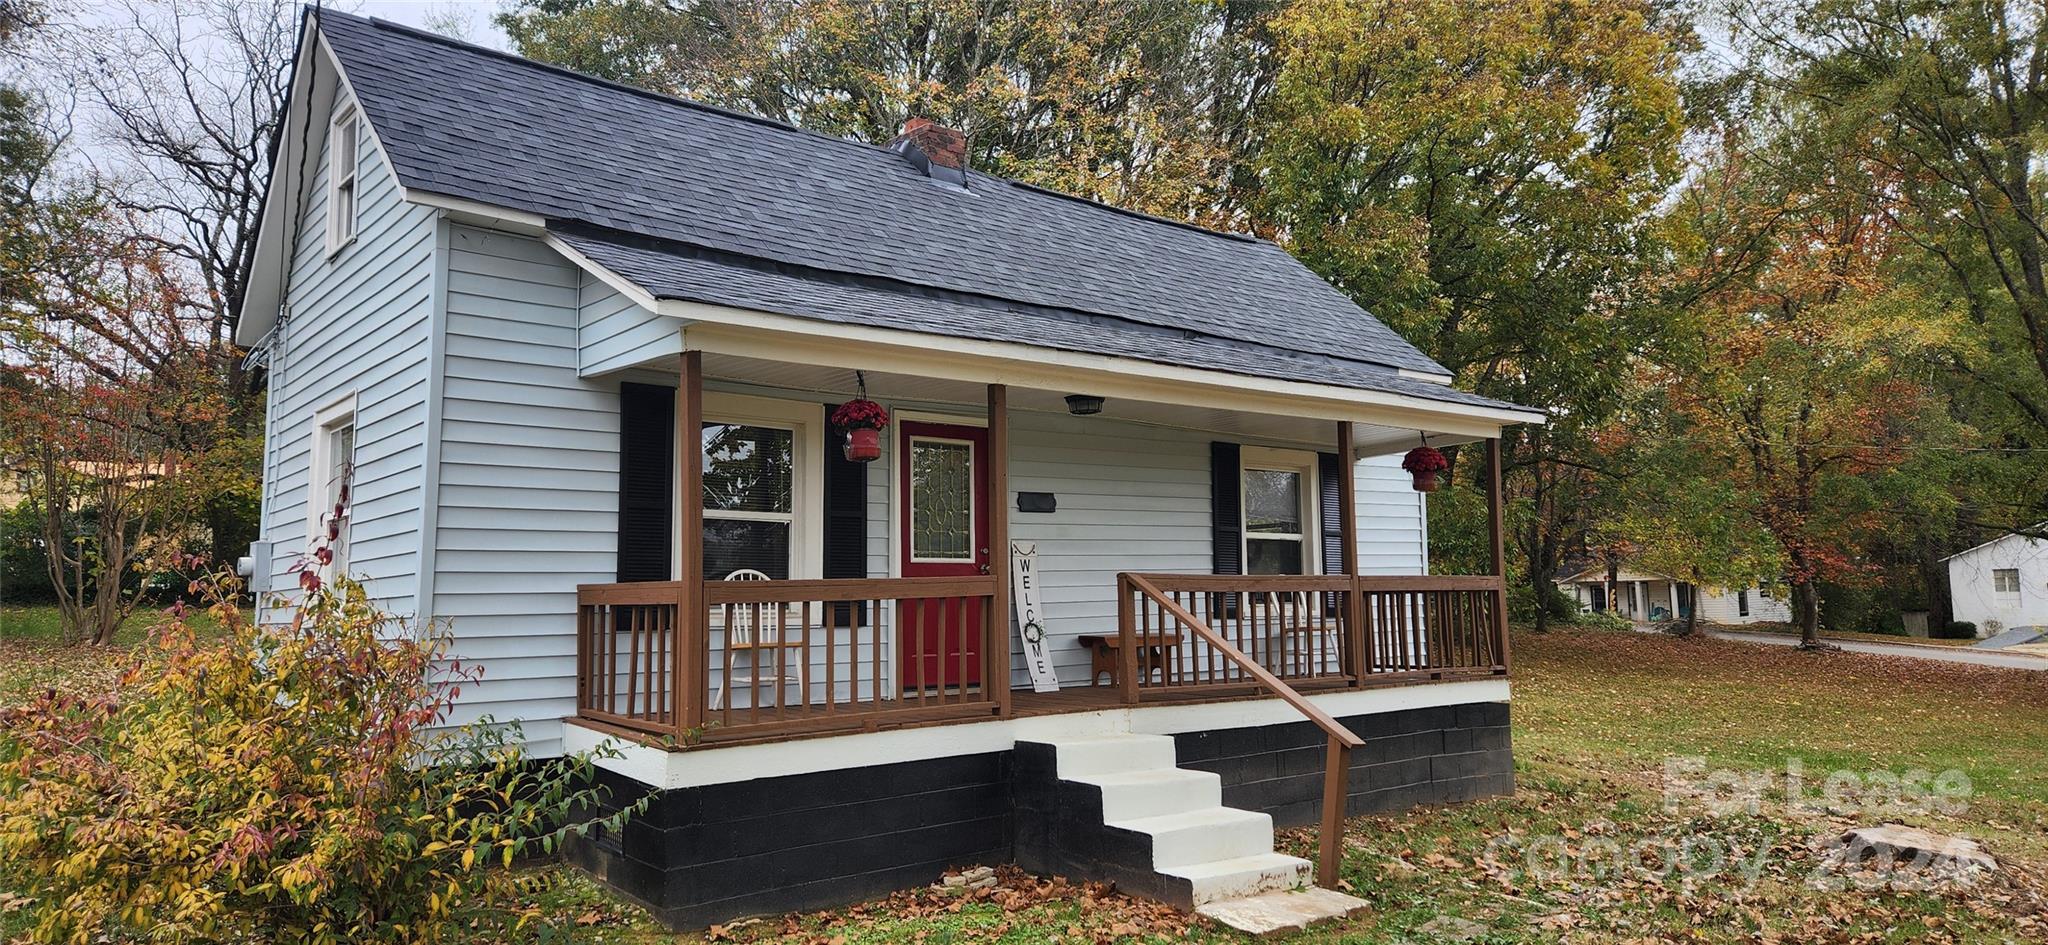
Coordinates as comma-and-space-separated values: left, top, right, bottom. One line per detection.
568, 700, 1512, 929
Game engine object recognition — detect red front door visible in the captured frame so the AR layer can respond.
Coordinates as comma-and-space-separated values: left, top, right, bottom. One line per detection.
898, 420, 989, 693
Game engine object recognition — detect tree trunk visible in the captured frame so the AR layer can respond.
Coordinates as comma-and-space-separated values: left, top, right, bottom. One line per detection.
1793, 579, 1822, 647
1678, 573, 1701, 638
1605, 560, 1620, 613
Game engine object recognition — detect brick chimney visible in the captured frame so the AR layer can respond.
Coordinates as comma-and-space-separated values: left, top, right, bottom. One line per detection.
888, 117, 969, 186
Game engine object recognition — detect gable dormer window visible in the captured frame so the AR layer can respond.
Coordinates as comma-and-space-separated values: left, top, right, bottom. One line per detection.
327, 104, 360, 254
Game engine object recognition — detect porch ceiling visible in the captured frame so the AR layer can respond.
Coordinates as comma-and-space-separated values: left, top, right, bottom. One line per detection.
669, 353, 1474, 456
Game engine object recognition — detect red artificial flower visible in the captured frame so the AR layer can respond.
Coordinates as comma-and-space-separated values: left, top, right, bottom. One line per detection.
829, 398, 891, 430
1401, 446, 1449, 474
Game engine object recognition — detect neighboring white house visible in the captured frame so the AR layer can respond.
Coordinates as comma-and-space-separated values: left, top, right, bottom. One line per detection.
1555, 564, 1790, 626
1943, 529, 2048, 636
238, 10, 1543, 930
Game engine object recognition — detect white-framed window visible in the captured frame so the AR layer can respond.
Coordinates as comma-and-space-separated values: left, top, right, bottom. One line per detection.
1993, 568, 2022, 595
907, 435, 976, 563
1241, 447, 1319, 576
307, 396, 357, 577
327, 104, 361, 254
1737, 588, 1750, 616
697, 393, 823, 581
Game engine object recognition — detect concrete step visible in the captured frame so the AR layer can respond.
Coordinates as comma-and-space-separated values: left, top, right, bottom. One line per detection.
1110, 806, 1274, 869
1196, 886, 1369, 937
1162, 852, 1313, 906
1071, 767, 1222, 822
1041, 734, 1179, 779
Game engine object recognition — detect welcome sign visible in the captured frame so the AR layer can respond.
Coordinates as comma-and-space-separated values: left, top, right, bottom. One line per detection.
1008, 541, 1060, 693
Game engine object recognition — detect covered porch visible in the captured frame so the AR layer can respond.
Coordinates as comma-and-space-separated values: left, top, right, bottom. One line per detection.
570, 341, 1517, 749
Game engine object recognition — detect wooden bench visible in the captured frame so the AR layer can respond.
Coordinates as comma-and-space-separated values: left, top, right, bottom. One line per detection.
1076, 631, 1184, 686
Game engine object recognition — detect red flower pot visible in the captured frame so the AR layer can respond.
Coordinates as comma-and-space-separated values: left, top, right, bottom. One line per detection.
844, 427, 882, 462
1410, 470, 1440, 493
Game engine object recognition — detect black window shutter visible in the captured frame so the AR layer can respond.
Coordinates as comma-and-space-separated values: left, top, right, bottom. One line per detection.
616, 382, 675, 582
1319, 451, 1346, 617
1319, 452, 1346, 576
1210, 442, 1243, 576
822, 405, 868, 624
1211, 442, 1242, 617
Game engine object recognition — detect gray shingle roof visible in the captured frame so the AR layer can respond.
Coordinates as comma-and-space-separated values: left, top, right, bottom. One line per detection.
557, 228, 1523, 412
317, 10, 1531, 415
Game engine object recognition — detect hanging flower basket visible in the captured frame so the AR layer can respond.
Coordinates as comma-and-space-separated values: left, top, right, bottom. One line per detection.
831, 398, 890, 462
1401, 446, 1448, 492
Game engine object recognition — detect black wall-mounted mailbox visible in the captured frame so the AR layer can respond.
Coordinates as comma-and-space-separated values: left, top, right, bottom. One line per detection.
1016, 492, 1057, 513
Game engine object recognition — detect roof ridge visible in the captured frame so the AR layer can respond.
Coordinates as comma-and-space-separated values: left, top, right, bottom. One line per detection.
314, 7, 1267, 248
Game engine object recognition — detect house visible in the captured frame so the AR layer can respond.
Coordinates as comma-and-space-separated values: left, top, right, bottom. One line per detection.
1943, 529, 2048, 636
1554, 564, 1790, 626
237, 9, 1544, 931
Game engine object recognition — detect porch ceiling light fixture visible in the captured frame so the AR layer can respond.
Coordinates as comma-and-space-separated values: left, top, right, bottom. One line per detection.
1064, 394, 1104, 416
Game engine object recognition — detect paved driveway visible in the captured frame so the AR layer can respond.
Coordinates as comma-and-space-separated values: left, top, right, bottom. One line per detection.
1709, 629, 2048, 671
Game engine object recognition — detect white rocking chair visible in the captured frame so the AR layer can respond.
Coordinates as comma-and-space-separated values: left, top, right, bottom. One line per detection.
1262, 590, 1343, 678
710, 569, 808, 711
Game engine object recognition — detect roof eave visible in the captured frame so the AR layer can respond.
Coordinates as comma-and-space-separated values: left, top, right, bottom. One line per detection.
541, 231, 1543, 433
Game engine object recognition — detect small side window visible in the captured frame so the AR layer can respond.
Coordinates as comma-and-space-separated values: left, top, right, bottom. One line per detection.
309, 400, 356, 578
1737, 589, 1750, 617
1993, 568, 2021, 595
327, 105, 360, 253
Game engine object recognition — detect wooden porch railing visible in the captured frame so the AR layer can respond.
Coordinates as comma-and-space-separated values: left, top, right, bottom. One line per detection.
578, 571, 1506, 747
1355, 575, 1509, 678
1114, 573, 1509, 697
577, 576, 1001, 743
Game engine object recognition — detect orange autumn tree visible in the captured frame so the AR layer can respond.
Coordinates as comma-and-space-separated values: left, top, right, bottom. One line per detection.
1659, 128, 1959, 645
2, 188, 240, 643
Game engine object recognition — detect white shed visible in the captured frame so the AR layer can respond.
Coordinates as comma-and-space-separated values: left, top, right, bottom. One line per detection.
1944, 529, 2048, 636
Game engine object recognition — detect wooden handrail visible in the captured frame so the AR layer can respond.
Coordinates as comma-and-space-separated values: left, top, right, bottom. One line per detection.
1125, 573, 1353, 592
1123, 573, 1362, 888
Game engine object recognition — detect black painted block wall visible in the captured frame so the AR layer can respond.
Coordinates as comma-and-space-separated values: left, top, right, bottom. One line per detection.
567, 700, 1512, 930
568, 752, 1014, 930
1172, 702, 1513, 827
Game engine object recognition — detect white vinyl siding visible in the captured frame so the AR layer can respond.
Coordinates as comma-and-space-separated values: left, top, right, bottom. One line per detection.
577, 281, 678, 375
256, 82, 435, 618
1001, 410, 1427, 690
430, 226, 623, 754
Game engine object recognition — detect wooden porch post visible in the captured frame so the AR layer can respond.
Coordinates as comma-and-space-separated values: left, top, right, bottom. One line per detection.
987, 384, 1013, 717
1485, 437, 1511, 673
1336, 422, 1365, 684
676, 350, 706, 732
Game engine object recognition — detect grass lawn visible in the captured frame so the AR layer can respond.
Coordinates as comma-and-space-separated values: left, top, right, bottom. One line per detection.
469, 629, 2048, 944
4, 621, 2043, 943
0, 604, 238, 704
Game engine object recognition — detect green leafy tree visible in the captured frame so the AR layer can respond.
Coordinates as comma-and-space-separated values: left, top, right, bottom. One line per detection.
1256, 0, 1689, 617
1658, 116, 1964, 645
1594, 434, 1782, 636
1733, 0, 2048, 528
